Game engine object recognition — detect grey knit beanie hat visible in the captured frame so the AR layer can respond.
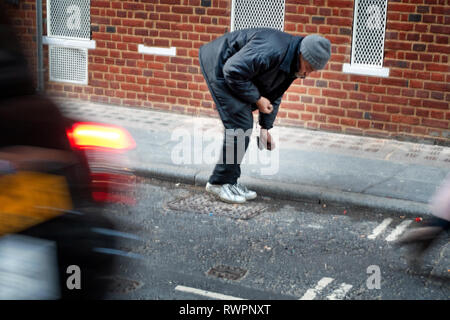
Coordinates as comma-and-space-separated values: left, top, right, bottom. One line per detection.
300, 35, 331, 71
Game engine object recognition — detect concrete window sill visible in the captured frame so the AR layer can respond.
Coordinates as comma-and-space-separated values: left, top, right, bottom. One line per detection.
138, 45, 177, 57
343, 63, 390, 78
43, 36, 96, 49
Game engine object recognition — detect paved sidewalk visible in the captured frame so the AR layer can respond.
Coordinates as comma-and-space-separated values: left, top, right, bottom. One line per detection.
55, 98, 450, 216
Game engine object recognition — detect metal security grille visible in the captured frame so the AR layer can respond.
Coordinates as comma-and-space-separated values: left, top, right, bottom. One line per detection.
47, 0, 91, 40
351, 0, 388, 67
47, 0, 90, 84
49, 46, 88, 85
231, 0, 285, 31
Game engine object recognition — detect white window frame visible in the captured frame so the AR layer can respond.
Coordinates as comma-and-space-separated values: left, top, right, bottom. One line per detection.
44, 0, 94, 85
343, 0, 390, 77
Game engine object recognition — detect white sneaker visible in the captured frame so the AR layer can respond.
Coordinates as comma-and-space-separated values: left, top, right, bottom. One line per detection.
232, 182, 257, 200
206, 182, 222, 195
206, 182, 246, 204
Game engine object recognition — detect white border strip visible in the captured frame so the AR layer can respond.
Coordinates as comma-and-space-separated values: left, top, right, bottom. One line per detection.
385, 220, 413, 242
175, 285, 245, 300
300, 277, 334, 300
43, 36, 96, 49
368, 218, 393, 240
230, 0, 236, 32
343, 63, 390, 78
326, 283, 353, 300
138, 44, 177, 57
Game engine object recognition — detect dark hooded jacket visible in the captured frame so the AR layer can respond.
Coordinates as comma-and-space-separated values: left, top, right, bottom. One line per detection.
0, 2, 35, 100
199, 28, 303, 129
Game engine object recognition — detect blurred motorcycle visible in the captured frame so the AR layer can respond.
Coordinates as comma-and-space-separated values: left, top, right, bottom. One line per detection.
0, 95, 139, 300
0, 2, 139, 299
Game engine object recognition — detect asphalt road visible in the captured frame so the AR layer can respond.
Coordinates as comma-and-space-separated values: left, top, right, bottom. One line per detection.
101, 178, 449, 300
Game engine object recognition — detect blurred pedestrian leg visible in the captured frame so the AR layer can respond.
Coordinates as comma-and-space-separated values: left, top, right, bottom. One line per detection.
396, 174, 450, 268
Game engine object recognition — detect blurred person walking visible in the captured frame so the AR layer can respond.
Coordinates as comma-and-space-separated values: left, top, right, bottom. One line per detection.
396, 174, 450, 267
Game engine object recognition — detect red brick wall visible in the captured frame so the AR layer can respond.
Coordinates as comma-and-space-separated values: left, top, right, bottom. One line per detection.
6, 0, 450, 145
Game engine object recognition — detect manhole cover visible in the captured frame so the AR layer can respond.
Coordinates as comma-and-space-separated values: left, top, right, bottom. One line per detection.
166, 194, 267, 220
207, 265, 247, 281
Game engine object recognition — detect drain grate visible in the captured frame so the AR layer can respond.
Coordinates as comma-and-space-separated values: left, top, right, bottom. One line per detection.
207, 265, 247, 281
166, 194, 267, 220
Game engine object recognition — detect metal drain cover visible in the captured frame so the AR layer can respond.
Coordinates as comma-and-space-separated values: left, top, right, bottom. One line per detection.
166, 194, 267, 220
207, 265, 247, 281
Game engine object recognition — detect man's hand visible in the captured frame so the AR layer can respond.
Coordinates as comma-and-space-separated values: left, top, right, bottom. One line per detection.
258, 128, 276, 151
256, 96, 273, 114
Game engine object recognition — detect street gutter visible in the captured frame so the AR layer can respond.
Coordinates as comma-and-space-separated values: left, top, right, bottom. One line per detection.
132, 161, 432, 217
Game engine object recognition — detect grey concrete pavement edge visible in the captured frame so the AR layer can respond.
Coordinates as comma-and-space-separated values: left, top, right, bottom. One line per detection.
132, 162, 200, 185
132, 161, 432, 217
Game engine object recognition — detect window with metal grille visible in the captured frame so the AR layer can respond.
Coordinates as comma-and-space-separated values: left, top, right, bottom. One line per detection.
231, 0, 285, 31
343, 0, 390, 77
47, 0, 91, 84
47, 0, 91, 40
49, 46, 88, 85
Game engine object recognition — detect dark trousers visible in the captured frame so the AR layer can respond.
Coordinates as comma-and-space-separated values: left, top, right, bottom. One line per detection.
208, 105, 254, 185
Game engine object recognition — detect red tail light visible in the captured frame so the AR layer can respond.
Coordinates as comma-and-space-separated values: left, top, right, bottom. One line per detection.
66, 122, 136, 151
90, 172, 136, 205
66, 122, 137, 205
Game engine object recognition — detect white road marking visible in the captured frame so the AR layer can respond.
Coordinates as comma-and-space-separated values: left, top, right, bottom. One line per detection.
368, 218, 393, 240
304, 224, 324, 230
326, 283, 353, 300
299, 277, 334, 300
385, 220, 413, 242
175, 285, 245, 300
